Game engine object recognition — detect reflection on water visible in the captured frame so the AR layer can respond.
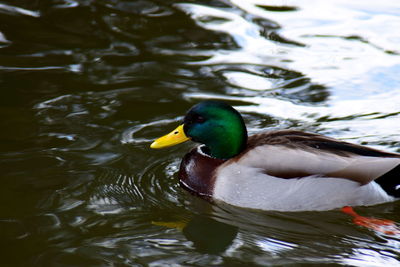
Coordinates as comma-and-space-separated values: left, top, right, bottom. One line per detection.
0, 0, 399, 266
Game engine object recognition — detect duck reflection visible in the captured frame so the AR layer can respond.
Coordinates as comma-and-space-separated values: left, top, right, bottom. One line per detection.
154, 215, 238, 254
182, 215, 238, 254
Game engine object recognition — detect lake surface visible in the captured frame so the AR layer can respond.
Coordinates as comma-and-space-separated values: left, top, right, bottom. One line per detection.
1, 0, 400, 266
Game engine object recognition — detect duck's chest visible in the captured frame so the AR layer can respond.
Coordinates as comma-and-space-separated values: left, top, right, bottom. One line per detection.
178, 147, 225, 197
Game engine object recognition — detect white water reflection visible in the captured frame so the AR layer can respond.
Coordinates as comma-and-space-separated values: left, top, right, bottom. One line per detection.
229, 0, 400, 90
222, 71, 275, 90
177, 1, 400, 99
0, 3, 40, 17
176, 3, 285, 66
342, 247, 400, 267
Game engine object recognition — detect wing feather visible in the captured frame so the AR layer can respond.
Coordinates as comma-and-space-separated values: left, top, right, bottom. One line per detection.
236, 130, 400, 184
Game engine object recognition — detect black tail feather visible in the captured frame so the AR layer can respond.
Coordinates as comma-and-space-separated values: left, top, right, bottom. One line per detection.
375, 164, 400, 198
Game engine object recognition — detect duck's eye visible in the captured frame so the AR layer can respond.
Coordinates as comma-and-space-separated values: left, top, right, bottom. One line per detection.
195, 116, 205, 123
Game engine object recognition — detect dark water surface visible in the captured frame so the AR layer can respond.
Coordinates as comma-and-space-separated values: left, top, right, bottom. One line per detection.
1, 0, 400, 266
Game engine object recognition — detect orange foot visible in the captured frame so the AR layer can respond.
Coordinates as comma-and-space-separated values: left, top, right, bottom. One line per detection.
341, 206, 400, 235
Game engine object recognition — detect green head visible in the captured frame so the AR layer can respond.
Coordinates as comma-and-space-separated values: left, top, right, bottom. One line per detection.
151, 101, 248, 159
183, 101, 247, 159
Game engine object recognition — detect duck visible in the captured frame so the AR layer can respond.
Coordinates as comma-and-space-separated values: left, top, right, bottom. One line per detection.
150, 100, 400, 211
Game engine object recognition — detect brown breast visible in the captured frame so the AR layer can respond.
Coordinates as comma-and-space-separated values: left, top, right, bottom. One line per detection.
178, 146, 226, 197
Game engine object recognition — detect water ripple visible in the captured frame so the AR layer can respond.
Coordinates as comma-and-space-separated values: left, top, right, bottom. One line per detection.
2, 0, 400, 266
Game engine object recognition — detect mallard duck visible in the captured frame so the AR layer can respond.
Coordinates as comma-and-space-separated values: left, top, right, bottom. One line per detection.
151, 101, 400, 211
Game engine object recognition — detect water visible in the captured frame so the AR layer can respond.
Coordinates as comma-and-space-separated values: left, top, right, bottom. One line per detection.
1, 0, 400, 266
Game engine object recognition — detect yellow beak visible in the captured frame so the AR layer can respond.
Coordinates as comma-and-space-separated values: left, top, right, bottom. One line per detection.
150, 124, 190, 149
